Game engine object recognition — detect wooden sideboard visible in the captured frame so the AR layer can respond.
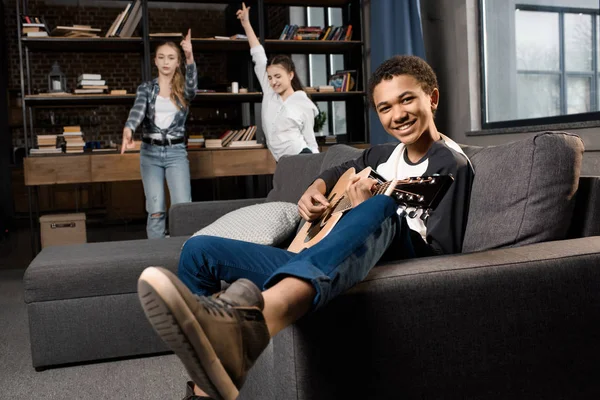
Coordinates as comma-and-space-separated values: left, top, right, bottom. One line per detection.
23, 148, 277, 186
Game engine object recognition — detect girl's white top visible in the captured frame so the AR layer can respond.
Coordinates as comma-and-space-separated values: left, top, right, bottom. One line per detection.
251, 45, 319, 161
150, 95, 179, 139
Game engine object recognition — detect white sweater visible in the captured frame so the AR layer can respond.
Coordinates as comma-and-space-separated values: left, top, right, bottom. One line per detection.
251, 45, 319, 161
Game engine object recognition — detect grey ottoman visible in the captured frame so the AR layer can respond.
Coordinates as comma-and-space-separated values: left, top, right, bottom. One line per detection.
23, 236, 187, 369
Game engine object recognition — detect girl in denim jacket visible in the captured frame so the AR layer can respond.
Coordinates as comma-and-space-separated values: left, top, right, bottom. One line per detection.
122, 30, 198, 239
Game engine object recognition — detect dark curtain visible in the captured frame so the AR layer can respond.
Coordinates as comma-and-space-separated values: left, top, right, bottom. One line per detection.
369, 0, 426, 144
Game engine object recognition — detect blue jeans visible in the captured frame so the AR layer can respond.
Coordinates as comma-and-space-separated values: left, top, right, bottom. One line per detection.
178, 195, 415, 310
140, 142, 191, 239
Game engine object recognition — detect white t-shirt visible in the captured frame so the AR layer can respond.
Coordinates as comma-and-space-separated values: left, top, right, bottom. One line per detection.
251, 45, 319, 161
150, 95, 179, 139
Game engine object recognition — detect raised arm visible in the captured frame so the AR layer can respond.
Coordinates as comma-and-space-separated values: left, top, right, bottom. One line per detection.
237, 2, 272, 94
236, 3, 260, 49
180, 29, 198, 101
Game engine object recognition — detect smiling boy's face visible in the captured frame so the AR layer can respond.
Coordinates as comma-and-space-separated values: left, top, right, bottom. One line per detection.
372, 74, 439, 147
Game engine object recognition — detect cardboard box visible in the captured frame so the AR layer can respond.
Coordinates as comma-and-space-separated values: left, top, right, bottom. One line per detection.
39, 213, 87, 248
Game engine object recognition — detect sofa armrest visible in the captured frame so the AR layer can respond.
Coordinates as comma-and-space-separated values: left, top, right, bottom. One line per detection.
168, 198, 266, 237
240, 237, 600, 399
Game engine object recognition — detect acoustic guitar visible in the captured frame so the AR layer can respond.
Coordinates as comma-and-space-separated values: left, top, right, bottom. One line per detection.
288, 167, 454, 253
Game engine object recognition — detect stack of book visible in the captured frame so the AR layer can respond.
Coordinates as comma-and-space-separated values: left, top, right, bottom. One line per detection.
278, 25, 352, 41
30, 135, 61, 155
21, 15, 49, 37
205, 126, 260, 148
106, 0, 142, 38
187, 135, 205, 149
324, 135, 337, 145
51, 25, 101, 38
61, 126, 85, 153
75, 74, 107, 94
328, 70, 357, 92
213, 34, 248, 40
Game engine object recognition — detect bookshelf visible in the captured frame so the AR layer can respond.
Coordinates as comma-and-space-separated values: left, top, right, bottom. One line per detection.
17, 0, 368, 151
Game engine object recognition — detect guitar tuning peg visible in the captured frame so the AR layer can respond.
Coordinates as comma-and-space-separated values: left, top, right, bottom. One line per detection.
420, 210, 430, 221
408, 209, 418, 219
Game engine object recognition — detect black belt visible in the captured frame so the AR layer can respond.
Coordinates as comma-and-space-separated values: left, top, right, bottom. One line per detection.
142, 137, 185, 146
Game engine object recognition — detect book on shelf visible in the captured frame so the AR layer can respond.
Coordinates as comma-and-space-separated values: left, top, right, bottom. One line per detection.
229, 140, 262, 148
109, 2, 131, 37
37, 134, 58, 148
21, 15, 50, 35
328, 70, 357, 92
277, 25, 352, 41
119, 0, 142, 38
78, 79, 106, 86
63, 125, 81, 133
26, 31, 49, 37
79, 85, 108, 90
204, 139, 223, 148
318, 85, 335, 92
213, 34, 247, 40
149, 33, 183, 37
30, 148, 63, 155
106, 0, 141, 38
110, 90, 128, 95
78, 73, 101, 81
51, 25, 101, 37
187, 135, 205, 149
23, 26, 43, 33
74, 89, 105, 94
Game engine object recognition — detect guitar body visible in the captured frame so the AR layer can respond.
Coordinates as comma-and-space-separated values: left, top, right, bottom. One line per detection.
287, 167, 454, 254
288, 167, 372, 253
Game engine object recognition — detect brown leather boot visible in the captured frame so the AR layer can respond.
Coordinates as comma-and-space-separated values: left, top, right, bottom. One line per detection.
138, 267, 270, 400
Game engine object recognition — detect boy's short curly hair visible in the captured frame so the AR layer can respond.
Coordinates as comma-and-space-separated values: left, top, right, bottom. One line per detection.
367, 55, 438, 109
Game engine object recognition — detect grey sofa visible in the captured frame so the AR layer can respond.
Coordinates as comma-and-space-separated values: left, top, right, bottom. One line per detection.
24, 132, 600, 398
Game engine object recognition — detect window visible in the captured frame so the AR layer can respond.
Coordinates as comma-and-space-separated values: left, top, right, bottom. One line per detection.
480, 1, 600, 129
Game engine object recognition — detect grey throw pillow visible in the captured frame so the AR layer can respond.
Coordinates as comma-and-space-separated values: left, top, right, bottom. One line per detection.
191, 202, 301, 246
462, 132, 584, 253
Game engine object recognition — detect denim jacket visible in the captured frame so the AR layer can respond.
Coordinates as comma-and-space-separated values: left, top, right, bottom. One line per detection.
125, 62, 198, 140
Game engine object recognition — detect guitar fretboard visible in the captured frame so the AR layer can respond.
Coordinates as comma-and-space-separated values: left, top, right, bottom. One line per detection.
331, 179, 427, 215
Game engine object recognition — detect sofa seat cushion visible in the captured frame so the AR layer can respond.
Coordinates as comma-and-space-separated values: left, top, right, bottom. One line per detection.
462, 132, 584, 253
23, 236, 188, 303
190, 201, 301, 246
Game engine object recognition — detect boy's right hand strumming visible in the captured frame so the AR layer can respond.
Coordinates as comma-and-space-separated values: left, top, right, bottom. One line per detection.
236, 2, 251, 27
121, 127, 135, 154
298, 179, 330, 221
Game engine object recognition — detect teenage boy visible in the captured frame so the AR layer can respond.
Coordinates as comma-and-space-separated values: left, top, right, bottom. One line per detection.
138, 55, 474, 400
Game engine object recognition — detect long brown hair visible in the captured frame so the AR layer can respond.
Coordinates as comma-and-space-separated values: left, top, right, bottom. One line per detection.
268, 54, 304, 92
155, 41, 187, 109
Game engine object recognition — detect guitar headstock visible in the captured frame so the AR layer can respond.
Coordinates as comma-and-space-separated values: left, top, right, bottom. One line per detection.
386, 174, 454, 214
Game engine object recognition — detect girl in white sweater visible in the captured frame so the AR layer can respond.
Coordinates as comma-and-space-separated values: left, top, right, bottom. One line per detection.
237, 3, 319, 161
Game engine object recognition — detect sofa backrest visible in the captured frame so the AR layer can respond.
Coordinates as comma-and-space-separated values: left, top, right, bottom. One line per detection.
266, 152, 327, 203
266, 134, 590, 252
266, 145, 364, 204
462, 131, 585, 253
319, 144, 365, 172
